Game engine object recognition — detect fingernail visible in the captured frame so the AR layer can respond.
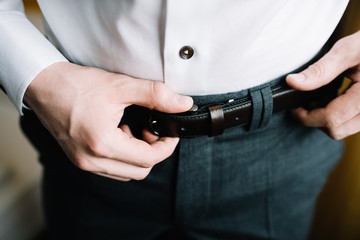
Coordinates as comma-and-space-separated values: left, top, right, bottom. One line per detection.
288, 73, 306, 82
176, 95, 193, 106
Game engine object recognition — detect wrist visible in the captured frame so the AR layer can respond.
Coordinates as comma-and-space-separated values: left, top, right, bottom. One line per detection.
23, 61, 73, 108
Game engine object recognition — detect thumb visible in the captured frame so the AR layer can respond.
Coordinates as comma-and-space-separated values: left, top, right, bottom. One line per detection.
123, 78, 193, 113
286, 34, 360, 91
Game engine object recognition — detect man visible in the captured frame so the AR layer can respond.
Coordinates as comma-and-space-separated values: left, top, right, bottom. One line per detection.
0, 0, 357, 239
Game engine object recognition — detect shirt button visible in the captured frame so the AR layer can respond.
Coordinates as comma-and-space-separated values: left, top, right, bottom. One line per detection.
179, 46, 194, 60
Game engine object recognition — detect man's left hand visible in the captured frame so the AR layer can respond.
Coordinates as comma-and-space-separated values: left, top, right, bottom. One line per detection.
286, 30, 360, 140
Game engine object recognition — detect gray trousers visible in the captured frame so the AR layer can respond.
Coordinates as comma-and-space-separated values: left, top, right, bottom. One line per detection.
20, 76, 343, 240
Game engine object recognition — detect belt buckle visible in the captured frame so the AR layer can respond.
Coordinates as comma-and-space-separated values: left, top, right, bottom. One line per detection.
147, 110, 161, 136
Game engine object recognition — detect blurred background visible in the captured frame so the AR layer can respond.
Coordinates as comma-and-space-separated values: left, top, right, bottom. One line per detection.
0, 2, 44, 240
0, 1, 360, 240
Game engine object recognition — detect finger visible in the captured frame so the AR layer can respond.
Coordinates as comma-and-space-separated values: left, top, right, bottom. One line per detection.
142, 128, 159, 144
88, 157, 152, 180
287, 32, 360, 91
325, 113, 360, 140
119, 124, 134, 137
90, 128, 179, 168
120, 78, 193, 113
293, 83, 360, 129
94, 172, 131, 182
292, 107, 327, 128
322, 82, 360, 125
347, 65, 360, 82
115, 134, 179, 167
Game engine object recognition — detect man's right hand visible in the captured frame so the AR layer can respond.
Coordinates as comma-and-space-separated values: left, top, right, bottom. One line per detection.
24, 62, 193, 181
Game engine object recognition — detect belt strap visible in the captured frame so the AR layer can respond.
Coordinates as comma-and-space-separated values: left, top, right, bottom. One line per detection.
143, 76, 343, 138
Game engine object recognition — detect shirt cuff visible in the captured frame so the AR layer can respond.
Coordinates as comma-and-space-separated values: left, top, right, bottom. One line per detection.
0, 11, 68, 115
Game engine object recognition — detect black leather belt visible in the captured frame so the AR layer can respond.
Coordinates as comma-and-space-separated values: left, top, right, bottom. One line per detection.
130, 76, 343, 138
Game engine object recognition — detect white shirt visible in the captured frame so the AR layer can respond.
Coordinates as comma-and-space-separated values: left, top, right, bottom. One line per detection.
0, 0, 349, 114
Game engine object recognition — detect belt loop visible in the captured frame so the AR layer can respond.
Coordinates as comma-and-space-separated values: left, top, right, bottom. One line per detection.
259, 85, 273, 128
249, 89, 263, 131
208, 104, 225, 136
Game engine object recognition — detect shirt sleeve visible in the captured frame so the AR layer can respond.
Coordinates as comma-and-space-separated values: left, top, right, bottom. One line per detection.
0, 0, 68, 115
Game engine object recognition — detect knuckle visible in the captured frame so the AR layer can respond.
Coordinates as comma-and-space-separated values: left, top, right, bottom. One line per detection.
331, 40, 345, 55
70, 152, 83, 166
297, 115, 311, 127
331, 37, 358, 64
293, 111, 311, 127
328, 129, 344, 140
332, 38, 351, 57
75, 158, 93, 171
139, 153, 160, 168
133, 168, 151, 181
162, 147, 175, 159
324, 111, 341, 129
86, 138, 107, 157
138, 159, 155, 168
308, 62, 326, 78
152, 81, 168, 103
